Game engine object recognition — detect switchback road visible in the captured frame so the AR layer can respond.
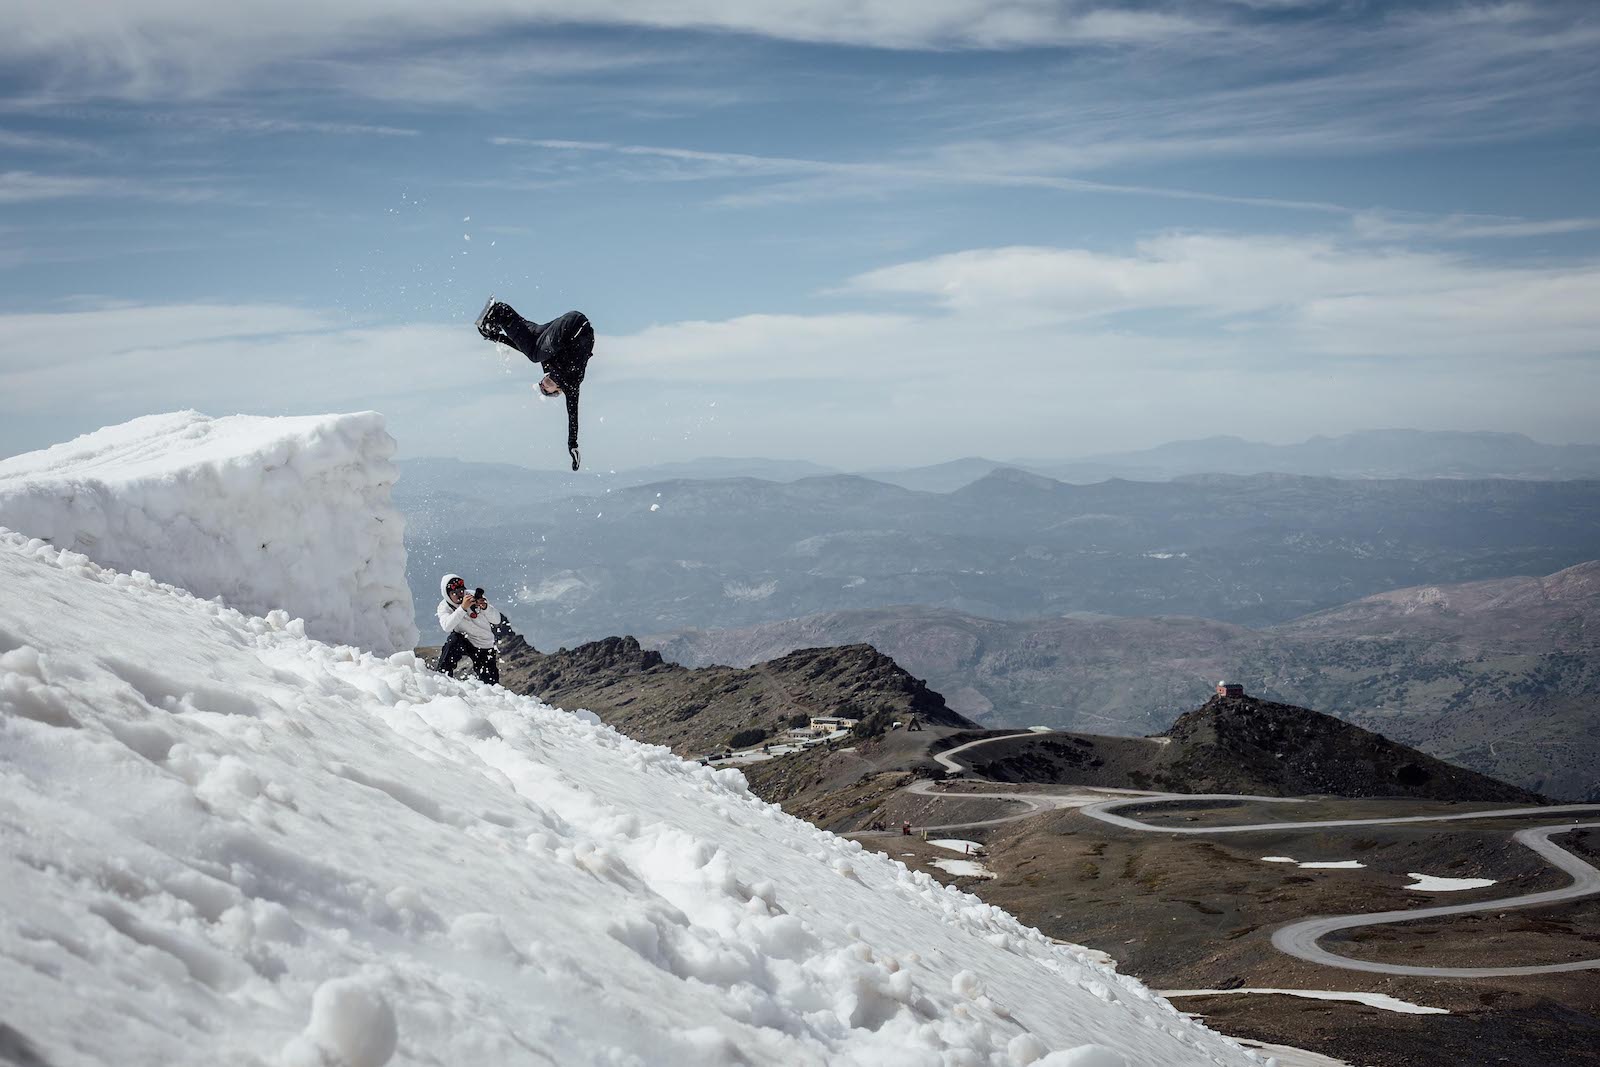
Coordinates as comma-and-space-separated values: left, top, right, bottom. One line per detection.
901, 778, 1600, 977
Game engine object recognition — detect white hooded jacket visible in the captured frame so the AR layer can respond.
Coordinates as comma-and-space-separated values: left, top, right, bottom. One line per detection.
437, 573, 503, 650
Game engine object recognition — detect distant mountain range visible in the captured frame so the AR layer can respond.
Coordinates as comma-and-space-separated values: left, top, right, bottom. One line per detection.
395, 434, 1600, 799
649, 562, 1600, 800
1028, 429, 1600, 483
400, 462, 1600, 646
397, 430, 1600, 510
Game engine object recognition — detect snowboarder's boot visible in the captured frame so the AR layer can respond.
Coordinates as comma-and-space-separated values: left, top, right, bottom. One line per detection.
475, 296, 512, 340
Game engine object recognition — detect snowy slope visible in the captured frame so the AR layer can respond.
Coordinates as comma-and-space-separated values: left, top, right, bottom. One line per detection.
0, 529, 1264, 1067
0, 412, 415, 653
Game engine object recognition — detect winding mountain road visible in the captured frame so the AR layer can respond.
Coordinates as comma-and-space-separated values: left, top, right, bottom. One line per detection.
902, 736, 1600, 976
900, 778, 1134, 832
1268, 821, 1600, 978
932, 732, 1040, 775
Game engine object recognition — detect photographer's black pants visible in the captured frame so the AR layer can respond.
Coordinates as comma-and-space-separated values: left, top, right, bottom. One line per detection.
435, 632, 500, 685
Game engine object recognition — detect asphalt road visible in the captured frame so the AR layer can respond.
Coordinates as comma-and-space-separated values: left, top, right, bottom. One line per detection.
901, 778, 1125, 831
1079, 793, 1600, 977
931, 732, 1040, 775
1268, 821, 1600, 978
900, 739, 1600, 977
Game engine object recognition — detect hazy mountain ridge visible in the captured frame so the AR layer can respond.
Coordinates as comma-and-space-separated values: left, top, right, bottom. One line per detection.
402, 461, 1600, 645
399, 428, 1600, 509
648, 562, 1600, 800
1038, 429, 1600, 482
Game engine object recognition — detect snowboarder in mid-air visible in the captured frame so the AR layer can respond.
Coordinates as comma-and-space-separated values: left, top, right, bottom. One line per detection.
477, 298, 594, 470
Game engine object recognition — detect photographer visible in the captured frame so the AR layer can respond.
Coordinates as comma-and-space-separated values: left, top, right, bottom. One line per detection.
434, 573, 506, 685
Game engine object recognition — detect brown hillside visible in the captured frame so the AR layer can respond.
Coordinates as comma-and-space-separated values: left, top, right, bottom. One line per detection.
488, 635, 974, 758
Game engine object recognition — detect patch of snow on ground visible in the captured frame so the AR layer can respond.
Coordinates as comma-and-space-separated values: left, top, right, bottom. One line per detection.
1297, 860, 1365, 869
931, 859, 997, 880
1405, 873, 1498, 892
1233, 1038, 1360, 1067
0, 411, 414, 653
931, 839, 983, 854
1261, 856, 1296, 863
1159, 989, 1448, 1016
0, 527, 1261, 1067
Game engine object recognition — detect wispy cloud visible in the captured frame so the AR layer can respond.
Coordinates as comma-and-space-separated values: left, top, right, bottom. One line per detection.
844, 235, 1600, 357
0, 128, 103, 155
588, 232, 1600, 457
0, 170, 219, 205
896, 5, 1600, 171
173, 114, 420, 138
5, 1, 1230, 102
489, 136, 1355, 216
490, 135, 1600, 244
1351, 212, 1600, 241
291, 40, 676, 106
5, 221, 1598, 467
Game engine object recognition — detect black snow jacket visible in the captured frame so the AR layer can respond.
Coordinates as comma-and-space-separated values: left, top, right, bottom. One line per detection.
493, 307, 594, 465
529, 311, 593, 454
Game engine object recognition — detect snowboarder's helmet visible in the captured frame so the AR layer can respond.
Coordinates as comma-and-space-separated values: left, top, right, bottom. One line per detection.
538, 373, 562, 397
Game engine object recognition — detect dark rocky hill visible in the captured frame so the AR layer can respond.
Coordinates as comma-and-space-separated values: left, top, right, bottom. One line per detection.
960, 694, 1543, 803
486, 635, 974, 758
1161, 695, 1543, 802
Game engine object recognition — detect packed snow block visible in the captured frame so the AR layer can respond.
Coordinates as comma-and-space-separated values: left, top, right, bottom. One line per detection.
0, 410, 417, 653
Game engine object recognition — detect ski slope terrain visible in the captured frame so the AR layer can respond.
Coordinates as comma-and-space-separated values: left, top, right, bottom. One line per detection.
0, 415, 1265, 1067
0, 411, 415, 653
0, 535, 1265, 1067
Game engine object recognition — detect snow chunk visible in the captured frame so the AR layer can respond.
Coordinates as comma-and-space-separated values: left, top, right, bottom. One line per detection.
285, 976, 399, 1067
0, 411, 415, 653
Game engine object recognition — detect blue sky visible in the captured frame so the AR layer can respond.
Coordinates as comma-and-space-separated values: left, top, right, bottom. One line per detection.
2, 0, 1598, 470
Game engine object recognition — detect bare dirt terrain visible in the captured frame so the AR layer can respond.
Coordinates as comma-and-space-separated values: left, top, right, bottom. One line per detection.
853, 796, 1600, 1067
476, 636, 1600, 1066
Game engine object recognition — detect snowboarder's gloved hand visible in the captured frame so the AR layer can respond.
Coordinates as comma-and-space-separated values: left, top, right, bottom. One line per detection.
569, 446, 581, 471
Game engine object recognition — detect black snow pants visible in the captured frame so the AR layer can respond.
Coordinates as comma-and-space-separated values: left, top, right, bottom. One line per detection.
435, 632, 500, 685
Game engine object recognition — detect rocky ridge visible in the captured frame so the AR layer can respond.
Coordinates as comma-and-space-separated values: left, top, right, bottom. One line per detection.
959, 694, 1544, 804
487, 635, 975, 759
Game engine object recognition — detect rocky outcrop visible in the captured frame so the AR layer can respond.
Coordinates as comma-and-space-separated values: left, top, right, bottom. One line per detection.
957, 695, 1543, 802
1161, 694, 1545, 802
491, 638, 975, 758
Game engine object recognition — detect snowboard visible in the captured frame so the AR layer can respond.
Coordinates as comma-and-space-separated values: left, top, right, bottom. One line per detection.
474, 295, 499, 339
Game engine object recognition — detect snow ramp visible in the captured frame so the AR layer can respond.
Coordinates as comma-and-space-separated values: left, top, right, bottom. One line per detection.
0, 411, 415, 654
0, 529, 1263, 1067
